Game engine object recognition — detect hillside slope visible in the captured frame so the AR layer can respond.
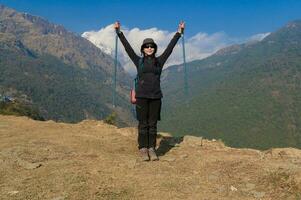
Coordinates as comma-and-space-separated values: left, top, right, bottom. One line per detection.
160, 20, 301, 149
1, 115, 301, 199
0, 5, 133, 124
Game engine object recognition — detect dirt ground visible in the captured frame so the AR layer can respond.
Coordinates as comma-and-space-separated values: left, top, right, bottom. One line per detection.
0, 115, 301, 200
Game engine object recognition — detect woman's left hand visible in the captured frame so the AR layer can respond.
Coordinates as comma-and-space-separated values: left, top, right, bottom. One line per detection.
178, 21, 185, 34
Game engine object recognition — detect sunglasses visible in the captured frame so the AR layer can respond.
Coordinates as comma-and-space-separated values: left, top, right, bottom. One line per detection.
143, 44, 155, 49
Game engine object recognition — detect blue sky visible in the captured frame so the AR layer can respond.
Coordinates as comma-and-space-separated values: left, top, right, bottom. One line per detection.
1, 0, 301, 38
2, 0, 300, 74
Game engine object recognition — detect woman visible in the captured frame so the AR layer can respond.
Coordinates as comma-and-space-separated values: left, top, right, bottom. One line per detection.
115, 21, 184, 161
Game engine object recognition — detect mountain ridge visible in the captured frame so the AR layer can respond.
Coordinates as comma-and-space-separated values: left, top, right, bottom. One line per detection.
0, 4, 134, 124
160, 19, 301, 149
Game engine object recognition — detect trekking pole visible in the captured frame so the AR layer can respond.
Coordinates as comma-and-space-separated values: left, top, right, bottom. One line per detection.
113, 29, 118, 108
181, 23, 188, 96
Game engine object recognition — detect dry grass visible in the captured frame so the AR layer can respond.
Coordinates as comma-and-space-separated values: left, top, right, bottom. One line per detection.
1, 115, 301, 200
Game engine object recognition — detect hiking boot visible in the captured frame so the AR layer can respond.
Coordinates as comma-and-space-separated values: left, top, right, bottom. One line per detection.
139, 148, 149, 161
148, 147, 159, 161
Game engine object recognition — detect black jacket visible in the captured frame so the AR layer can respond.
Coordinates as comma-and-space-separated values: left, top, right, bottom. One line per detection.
117, 31, 181, 99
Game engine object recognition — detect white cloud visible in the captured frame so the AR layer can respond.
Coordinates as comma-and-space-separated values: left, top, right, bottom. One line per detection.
246, 32, 271, 42
82, 24, 270, 75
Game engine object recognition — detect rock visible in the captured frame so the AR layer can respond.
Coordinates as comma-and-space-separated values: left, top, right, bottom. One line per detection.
264, 148, 301, 159
8, 191, 19, 195
230, 185, 238, 192
183, 135, 203, 146
1, 148, 42, 170
16, 158, 42, 170
252, 191, 265, 198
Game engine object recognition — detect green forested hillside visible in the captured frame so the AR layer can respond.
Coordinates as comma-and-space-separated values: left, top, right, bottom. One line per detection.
0, 5, 134, 125
0, 42, 131, 124
160, 20, 301, 149
0, 100, 44, 121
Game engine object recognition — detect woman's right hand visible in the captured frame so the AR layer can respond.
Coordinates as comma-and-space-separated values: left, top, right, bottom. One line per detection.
114, 21, 121, 30
178, 21, 185, 34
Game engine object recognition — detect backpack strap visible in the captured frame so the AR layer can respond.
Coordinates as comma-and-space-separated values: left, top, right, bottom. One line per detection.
137, 57, 144, 77
133, 57, 144, 89
137, 57, 162, 78
153, 57, 162, 76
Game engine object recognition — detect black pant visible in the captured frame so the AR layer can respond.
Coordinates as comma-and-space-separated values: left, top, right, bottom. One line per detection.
136, 98, 161, 149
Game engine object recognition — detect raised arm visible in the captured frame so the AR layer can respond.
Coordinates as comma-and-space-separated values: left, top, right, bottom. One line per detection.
157, 21, 185, 66
115, 21, 140, 67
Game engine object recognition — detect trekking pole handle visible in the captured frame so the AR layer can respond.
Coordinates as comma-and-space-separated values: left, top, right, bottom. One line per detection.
114, 21, 121, 33
179, 21, 185, 35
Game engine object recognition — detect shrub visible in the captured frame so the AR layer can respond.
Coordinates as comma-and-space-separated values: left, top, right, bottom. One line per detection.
104, 112, 117, 125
